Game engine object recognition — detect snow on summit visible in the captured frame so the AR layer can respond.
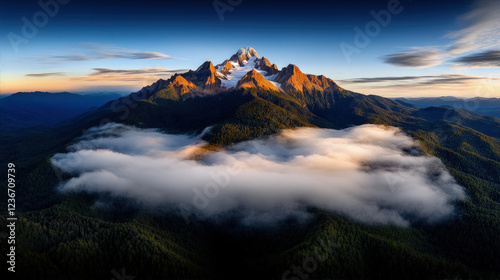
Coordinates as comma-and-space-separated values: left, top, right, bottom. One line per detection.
216, 47, 280, 89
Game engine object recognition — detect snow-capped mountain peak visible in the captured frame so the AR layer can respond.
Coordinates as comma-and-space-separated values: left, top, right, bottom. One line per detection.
134, 47, 343, 100
236, 46, 260, 59
228, 47, 260, 66
216, 47, 280, 90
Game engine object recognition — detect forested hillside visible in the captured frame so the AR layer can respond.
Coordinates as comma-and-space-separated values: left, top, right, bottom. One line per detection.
1, 85, 500, 280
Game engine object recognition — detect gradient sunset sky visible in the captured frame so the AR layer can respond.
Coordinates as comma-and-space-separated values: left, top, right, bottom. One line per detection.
1, 0, 499, 97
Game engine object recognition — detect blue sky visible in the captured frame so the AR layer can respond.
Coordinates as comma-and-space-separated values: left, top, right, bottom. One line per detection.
1, 0, 499, 97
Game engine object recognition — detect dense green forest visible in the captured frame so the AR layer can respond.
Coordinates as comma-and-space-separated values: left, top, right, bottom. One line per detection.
1, 87, 500, 279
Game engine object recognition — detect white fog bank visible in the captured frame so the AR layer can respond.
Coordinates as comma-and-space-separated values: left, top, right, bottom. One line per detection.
51, 123, 466, 226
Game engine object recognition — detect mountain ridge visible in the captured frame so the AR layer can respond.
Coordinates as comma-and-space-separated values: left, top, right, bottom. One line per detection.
0, 91, 122, 130
133, 47, 350, 102
397, 96, 500, 118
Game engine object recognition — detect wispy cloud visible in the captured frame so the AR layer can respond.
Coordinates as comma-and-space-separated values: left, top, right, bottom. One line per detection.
339, 76, 433, 84
88, 68, 186, 76
338, 74, 500, 97
453, 49, 500, 68
415, 76, 483, 86
342, 74, 500, 98
383, 49, 443, 68
39, 43, 177, 63
72, 68, 188, 83
339, 74, 493, 86
383, 0, 500, 69
446, 0, 500, 55
25, 72, 66, 77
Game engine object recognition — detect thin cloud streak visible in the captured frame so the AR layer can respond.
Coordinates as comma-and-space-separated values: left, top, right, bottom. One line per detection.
88, 68, 187, 76
72, 68, 188, 83
25, 72, 66, 77
339, 74, 496, 86
39, 43, 179, 63
339, 74, 500, 97
383, 50, 443, 68
454, 49, 500, 68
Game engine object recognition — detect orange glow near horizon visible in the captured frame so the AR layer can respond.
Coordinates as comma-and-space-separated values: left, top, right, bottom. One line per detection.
1, 77, 75, 94
2, 74, 499, 98
0, 75, 167, 94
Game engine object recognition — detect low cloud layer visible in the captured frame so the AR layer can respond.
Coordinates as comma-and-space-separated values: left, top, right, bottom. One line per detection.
51, 123, 466, 227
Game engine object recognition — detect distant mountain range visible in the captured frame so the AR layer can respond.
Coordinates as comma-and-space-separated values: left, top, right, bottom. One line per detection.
0, 91, 122, 130
397, 96, 500, 118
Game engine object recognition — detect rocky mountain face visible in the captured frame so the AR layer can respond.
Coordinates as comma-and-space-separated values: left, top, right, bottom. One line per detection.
132, 47, 345, 101
229, 46, 261, 65
236, 69, 279, 91
255, 57, 279, 75
181, 61, 221, 93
